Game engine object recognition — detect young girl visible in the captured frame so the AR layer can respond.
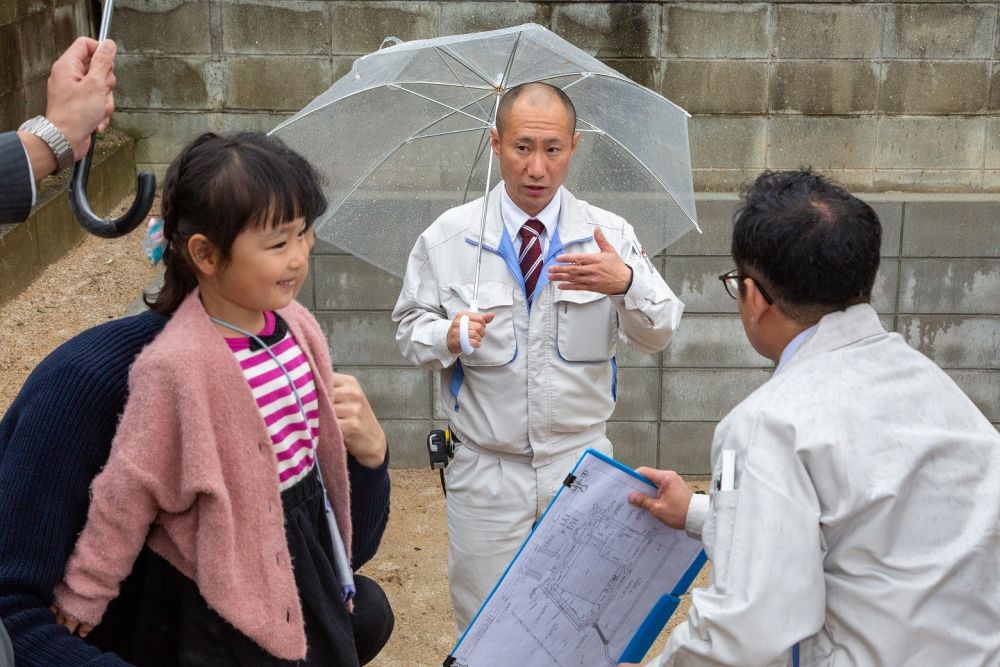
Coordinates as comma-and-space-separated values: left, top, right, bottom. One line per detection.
52, 132, 385, 665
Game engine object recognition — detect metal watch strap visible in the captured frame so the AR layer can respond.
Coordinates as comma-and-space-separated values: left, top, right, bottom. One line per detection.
17, 115, 74, 173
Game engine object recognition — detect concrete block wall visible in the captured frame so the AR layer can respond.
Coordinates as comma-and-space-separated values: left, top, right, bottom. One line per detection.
109, 1, 1000, 193
0, 0, 91, 125
0, 138, 141, 305
303, 194, 999, 473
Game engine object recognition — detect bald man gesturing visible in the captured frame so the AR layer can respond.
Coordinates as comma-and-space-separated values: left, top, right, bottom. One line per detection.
393, 82, 684, 631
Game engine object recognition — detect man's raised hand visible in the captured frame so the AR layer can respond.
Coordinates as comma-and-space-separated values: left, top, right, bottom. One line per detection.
549, 227, 632, 295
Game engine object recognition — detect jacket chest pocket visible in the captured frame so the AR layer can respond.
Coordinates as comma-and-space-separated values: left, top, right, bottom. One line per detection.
555, 290, 617, 362
443, 282, 517, 367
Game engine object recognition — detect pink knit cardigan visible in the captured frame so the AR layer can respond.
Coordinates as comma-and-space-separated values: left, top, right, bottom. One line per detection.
54, 291, 351, 660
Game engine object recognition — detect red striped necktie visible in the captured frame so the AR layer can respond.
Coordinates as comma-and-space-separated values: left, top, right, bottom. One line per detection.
518, 219, 545, 301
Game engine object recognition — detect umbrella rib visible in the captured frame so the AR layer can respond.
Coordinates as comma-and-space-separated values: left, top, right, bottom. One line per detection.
270, 81, 493, 134
556, 71, 692, 118
576, 117, 603, 133
452, 36, 514, 214
387, 80, 492, 90
497, 30, 523, 91
461, 131, 492, 203
408, 126, 492, 141
330, 91, 496, 214
521, 72, 587, 88
435, 45, 495, 87
389, 83, 492, 125
432, 47, 492, 120
404, 89, 495, 142
559, 73, 589, 91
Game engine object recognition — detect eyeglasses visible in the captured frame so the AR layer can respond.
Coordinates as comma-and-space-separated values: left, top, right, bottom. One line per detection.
718, 269, 774, 304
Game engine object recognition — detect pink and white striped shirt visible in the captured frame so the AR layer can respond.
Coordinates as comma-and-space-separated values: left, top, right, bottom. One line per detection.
226, 311, 318, 491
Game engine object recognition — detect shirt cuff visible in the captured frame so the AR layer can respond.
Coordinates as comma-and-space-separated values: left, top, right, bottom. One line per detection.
20, 136, 38, 207
685, 493, 710, 540
430, 318, 459, 367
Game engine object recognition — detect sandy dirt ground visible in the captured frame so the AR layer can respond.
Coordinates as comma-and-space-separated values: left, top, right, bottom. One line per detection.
0, 202, 709, 666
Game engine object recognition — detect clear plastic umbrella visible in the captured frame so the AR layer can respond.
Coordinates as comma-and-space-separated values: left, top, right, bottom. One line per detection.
270, 23, 700, 282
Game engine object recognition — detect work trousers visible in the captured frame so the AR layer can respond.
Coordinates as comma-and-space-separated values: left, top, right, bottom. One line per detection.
444, 439, 612, 633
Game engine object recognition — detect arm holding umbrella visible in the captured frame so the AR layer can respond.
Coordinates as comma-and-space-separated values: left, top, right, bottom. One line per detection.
5, 0, 155, 237
452, 310, 495, 355
17, 38, 116, 183
1, 37, 117, 225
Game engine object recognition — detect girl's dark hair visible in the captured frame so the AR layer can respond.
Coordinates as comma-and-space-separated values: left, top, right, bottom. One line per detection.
144, 132, 327, 315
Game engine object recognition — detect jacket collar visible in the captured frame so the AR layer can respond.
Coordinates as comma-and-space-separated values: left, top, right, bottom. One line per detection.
175, 288, 308, 341
783, 303, 886, 372
465, 183, 595, 251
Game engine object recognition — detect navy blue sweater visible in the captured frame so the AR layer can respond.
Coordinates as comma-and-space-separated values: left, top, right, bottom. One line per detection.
0, 310, 391, 666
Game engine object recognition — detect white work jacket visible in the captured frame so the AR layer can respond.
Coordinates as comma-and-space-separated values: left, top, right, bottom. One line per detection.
392, 184, 683, 467
656, 304, 1000, 667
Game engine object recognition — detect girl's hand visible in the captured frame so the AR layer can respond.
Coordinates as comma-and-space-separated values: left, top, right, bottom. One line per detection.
331, 372, 386, 468
49, 604, 94, 637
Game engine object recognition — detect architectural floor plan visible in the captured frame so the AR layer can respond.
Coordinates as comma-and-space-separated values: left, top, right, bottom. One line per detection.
447, 450, 704, 667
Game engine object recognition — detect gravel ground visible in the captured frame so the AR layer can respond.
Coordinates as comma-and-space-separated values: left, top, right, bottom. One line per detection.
0, 199, 708, 666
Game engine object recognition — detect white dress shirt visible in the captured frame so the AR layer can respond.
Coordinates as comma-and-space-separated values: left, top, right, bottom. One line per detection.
499, 186, 561, 258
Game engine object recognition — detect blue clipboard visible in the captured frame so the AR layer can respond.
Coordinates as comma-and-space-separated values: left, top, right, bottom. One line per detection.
444, 448, 707, 666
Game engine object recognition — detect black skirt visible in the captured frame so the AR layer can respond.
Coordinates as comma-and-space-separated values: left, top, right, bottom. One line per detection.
100, 466, 393, 666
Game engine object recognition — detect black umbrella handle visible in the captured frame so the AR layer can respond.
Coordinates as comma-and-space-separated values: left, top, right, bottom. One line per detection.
69, 132, 156, 239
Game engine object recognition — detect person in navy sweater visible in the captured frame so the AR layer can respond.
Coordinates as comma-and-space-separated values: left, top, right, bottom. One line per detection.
0, 310, 393, 665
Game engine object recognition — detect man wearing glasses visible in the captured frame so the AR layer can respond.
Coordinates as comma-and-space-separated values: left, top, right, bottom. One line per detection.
625, 169, 1000, 666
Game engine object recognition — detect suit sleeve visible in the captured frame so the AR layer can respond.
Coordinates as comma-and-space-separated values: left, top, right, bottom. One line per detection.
608, 222, 684, 353
0, 131, 35, 224
392, 233, 457, 369
656, 414, 827, 666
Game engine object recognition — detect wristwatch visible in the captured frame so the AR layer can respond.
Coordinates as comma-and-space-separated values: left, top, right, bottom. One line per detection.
17, 115, 75, 173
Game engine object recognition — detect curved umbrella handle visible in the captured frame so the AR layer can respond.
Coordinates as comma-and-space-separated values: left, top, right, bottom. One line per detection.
69, 132, 156, 238
458, 299, 479, 356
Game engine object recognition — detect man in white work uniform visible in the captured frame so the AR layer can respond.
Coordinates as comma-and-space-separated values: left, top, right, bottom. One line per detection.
393, 82, 684, 632
626, 169, 1000, 666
